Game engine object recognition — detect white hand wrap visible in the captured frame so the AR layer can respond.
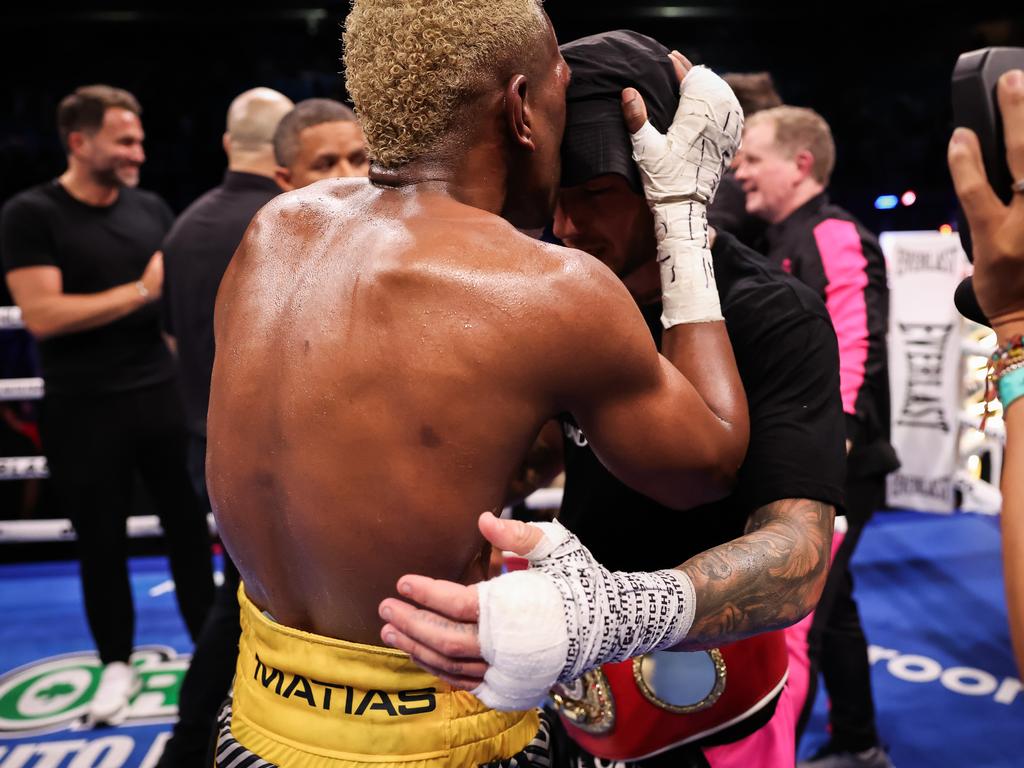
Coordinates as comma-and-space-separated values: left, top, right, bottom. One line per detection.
629, 65, 744, 329
472, 520, 695, 711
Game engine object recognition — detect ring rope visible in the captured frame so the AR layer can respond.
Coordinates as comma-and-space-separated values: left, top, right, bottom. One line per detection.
0, 377, 44, 402
0, 305, 24, 330
0, 512, 218, 544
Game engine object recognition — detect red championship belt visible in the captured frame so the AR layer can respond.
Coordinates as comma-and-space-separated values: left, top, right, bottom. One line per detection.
551, 631, 789, 762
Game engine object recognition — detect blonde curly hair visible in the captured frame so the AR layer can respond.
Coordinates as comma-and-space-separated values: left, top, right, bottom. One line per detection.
344, 0, 546, 168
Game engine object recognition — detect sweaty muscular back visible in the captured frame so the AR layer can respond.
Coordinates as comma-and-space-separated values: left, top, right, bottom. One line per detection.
208, 178, 590, 644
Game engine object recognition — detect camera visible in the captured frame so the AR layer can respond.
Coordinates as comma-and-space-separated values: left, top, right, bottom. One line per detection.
951, 47, 1024, 325
952, 47, 1024, 262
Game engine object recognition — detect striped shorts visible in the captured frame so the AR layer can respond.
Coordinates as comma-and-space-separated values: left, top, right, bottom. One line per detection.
213, 700, 555, 768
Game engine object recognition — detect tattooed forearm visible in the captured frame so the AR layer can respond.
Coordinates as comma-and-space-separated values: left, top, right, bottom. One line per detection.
673, 498, 834, 650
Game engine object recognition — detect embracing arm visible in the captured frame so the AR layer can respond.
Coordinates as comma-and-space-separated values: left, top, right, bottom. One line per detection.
554, 256, 746, 511
377, 503, 831, 701
673, 497, 834, 649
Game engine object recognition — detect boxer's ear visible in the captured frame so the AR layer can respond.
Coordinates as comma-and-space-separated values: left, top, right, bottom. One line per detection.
505, 74, 534, 151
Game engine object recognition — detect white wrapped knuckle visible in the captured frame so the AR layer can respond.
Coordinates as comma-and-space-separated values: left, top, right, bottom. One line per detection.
522, 520, 572, 561
474, 568, 570, 711
630, 120, 668, 164
473, 523, 698, 710
630, 65, 740, 328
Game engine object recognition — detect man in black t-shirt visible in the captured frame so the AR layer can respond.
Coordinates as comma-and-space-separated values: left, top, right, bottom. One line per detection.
0, 84, 214, 727
383, 31, 846, 768
355, 30, 844, 768
541, 32, 846, 767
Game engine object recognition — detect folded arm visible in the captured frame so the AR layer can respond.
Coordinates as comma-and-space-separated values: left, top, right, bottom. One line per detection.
6, 255, 161, 340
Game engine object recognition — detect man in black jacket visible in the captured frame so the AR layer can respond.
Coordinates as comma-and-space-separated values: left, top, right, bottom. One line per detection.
157, 85, 294, 768
157, 89, 373, 767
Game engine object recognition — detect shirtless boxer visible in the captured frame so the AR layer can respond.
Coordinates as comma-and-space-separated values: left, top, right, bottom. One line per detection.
207, 1, 746, 765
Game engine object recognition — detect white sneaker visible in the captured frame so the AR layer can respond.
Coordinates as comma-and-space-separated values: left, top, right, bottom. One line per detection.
87, 661, 140, 726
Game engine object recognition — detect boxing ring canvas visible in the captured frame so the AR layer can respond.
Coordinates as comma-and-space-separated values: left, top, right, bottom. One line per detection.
0, 514, 1021, 767
797, 510, 1022, 766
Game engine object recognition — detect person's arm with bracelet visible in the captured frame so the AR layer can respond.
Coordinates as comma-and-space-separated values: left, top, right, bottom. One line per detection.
6, 251, 163, 340
1, 187, 164, 340
948, 67, 1024, 673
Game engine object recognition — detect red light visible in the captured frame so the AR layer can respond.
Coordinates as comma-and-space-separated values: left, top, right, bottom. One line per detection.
939, 224, 953, 234
901, 190, 917, 206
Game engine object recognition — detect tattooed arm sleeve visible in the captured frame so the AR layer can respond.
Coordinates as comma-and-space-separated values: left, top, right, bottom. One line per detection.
670, 497, 834, 650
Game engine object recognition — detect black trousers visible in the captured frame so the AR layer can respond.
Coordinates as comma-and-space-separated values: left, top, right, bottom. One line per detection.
39, 379, 215, 664
797, 474, 886, 753
157, 433, 244, 768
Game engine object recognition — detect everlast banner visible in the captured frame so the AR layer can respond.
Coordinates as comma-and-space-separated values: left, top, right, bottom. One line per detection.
881, 232, 968, 513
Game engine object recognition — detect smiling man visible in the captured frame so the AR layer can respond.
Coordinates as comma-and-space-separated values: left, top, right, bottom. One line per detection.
0, 84, 214, 727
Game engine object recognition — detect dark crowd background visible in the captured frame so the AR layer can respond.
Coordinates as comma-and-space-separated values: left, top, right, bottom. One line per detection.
0, 1, 1022, 527
2, 2, 1023, 230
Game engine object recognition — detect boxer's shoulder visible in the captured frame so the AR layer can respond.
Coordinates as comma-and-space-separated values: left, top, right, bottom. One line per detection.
254, 177, 369, 228
531, 240, 631, 299
514, 240, 659, 382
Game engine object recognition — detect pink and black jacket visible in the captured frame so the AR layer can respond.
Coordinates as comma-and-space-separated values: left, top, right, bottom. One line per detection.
763, 193, 899, 480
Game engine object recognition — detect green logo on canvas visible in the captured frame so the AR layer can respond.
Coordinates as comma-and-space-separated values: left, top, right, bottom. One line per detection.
0, 647, 188, 735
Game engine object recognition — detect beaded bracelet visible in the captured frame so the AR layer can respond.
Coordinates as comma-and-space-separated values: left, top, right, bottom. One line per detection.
998, 367, 1024, 416
980, 334, 1024, 429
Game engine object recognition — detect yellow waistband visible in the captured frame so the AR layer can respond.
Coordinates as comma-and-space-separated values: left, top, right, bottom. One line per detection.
231, 584, 538, 767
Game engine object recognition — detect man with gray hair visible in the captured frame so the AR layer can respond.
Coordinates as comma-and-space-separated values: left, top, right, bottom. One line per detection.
734, 107, 898, 768
272, 97, 369, 190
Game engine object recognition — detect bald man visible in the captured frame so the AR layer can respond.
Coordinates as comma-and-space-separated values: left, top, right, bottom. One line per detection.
163, 87, 294, 505
272, 98, 370, 190
157, 86, 294, 768
158, 87, 375, 767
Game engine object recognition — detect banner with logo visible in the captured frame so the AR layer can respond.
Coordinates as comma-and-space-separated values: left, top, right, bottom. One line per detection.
0, 646, 185, 766
881, 231, 968, 513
